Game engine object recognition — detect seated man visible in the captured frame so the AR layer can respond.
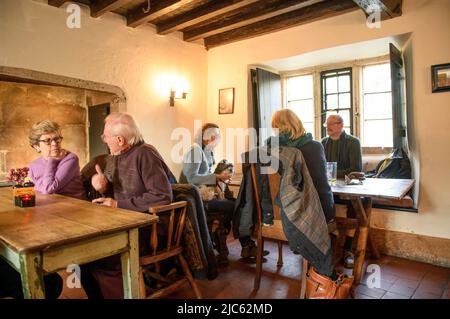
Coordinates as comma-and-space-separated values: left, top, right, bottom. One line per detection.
80, 112, 173, 299
321, 114, 362, 269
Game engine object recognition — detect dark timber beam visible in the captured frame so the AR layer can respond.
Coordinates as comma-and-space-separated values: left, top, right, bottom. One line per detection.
127, 0, 197, 28
48, 0, 69, 7
352, 0, 402, 20
157, 0, 260, 35
184, 0, 317, 42
204, 0, 359, 50
90, 0, 132, 18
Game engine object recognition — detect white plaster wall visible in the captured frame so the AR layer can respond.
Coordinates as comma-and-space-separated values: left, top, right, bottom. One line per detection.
206, 0, 450, 239
0, 0, 208, 178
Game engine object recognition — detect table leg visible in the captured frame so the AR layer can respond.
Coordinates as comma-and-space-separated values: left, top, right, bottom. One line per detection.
19, 252, 45, 299
368, 230, 381, 259
353, 225, 368, 285
121, 228, 140, 299
350, 198, 370, 287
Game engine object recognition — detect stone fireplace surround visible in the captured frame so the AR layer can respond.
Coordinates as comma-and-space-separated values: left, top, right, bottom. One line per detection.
0, 66, 126, 180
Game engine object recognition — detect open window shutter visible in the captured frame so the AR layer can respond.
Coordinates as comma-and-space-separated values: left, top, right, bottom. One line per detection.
390, 43, 406, 149
251, 68, 281, 143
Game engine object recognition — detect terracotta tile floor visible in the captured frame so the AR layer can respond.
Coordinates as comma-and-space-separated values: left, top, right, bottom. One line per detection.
59, 236, 450, 299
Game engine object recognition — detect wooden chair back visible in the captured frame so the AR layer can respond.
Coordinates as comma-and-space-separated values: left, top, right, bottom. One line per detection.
139, 201, 202, 299
148, 201, 187, 256
250, 163, 307, 298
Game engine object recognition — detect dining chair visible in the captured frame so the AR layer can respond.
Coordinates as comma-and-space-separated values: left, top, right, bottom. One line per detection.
139, 201, 202, 299
250, 163, 309, 298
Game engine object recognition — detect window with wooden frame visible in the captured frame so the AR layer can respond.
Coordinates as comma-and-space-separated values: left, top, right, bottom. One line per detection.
283, 56, 395, 154
320, 68, 353, 138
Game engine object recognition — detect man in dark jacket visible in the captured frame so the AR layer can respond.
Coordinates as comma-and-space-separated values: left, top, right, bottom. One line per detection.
321, 115, 362, 178
321, 114, 362, 269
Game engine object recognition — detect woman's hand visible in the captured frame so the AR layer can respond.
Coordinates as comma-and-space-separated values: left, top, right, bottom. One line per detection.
216, 170, 232, 182
49, 148, 67, 160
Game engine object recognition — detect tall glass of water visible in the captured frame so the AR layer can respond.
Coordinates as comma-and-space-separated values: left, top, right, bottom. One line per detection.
326, 162, 337, 186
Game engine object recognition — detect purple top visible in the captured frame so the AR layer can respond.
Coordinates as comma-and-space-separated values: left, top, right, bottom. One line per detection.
29, 152, 86, 200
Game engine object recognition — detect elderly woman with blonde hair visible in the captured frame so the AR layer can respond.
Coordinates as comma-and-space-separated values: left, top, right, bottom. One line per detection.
271, 109, 334, 223
28, 120, 85, 199
270, 109, 354, 299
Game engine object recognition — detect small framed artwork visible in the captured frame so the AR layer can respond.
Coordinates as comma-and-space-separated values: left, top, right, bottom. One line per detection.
218, 87, 234, 114
431, 63, 450, 93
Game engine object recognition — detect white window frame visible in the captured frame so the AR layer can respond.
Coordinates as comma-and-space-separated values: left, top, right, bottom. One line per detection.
281, 54, 392, 155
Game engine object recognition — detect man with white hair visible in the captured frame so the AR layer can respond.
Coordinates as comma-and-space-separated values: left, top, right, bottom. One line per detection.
81, 112, 173, 299
322, 114, 362, 269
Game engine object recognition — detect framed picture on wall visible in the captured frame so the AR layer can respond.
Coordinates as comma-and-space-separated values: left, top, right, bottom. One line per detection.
218, 87, 234, 114
431, 63, 450, 93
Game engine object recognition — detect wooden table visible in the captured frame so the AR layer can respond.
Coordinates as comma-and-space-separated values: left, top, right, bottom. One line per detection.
0, 188, 157, 299
331, 178, 414, 289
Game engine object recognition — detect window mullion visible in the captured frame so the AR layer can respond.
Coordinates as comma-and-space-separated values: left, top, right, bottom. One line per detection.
313, 71, 322, 139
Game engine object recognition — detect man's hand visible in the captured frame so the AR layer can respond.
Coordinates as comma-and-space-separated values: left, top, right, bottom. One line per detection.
92, 197, 117, 208
91, 164, 108, 194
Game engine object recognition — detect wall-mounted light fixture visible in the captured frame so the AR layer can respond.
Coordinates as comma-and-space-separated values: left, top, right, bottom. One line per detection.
169, 89, 187, 106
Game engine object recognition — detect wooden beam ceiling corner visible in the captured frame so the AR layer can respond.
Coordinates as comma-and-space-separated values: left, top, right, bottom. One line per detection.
204, 0, 359, 49
183, 0, 315, 42
156, 0, 260, 35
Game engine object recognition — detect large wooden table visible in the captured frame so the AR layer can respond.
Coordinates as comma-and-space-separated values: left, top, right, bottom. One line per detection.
331, 178, 415, 289
0, 188, 157, 299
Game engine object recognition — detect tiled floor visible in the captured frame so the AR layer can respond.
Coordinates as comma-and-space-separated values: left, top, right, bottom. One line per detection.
59, 236, 450, 299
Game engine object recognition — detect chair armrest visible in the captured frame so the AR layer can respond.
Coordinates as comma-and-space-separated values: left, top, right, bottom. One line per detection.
149, 201, 187, 213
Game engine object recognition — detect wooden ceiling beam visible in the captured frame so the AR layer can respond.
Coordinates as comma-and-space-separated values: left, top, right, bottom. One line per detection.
184, 0, 319, 42
90, 0, 132, 18
126, 0, 197, 28
157, 0, 260, 35
48, 0, 69, 7
204, 0, 359, 50
352, 0, 402, 20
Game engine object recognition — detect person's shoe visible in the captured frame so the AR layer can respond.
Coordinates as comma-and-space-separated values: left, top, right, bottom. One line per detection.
306, 267, 354, 299
343, 250, 355, 269
240, 244, 270, 258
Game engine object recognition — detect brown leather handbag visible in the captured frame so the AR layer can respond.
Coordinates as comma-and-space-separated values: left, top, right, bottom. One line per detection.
306, 267, 353, 299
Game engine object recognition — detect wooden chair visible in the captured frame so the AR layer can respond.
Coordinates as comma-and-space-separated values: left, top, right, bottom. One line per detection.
250, 163, 309, 298
139, 201, 202, 299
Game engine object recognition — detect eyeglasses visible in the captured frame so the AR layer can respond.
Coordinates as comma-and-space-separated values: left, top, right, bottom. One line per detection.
101, 134, 117, 142
323, 122, 342, 127
38, 136, 63, 145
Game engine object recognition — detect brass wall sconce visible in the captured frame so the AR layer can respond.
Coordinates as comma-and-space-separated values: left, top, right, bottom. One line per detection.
170, 89, 187, 106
